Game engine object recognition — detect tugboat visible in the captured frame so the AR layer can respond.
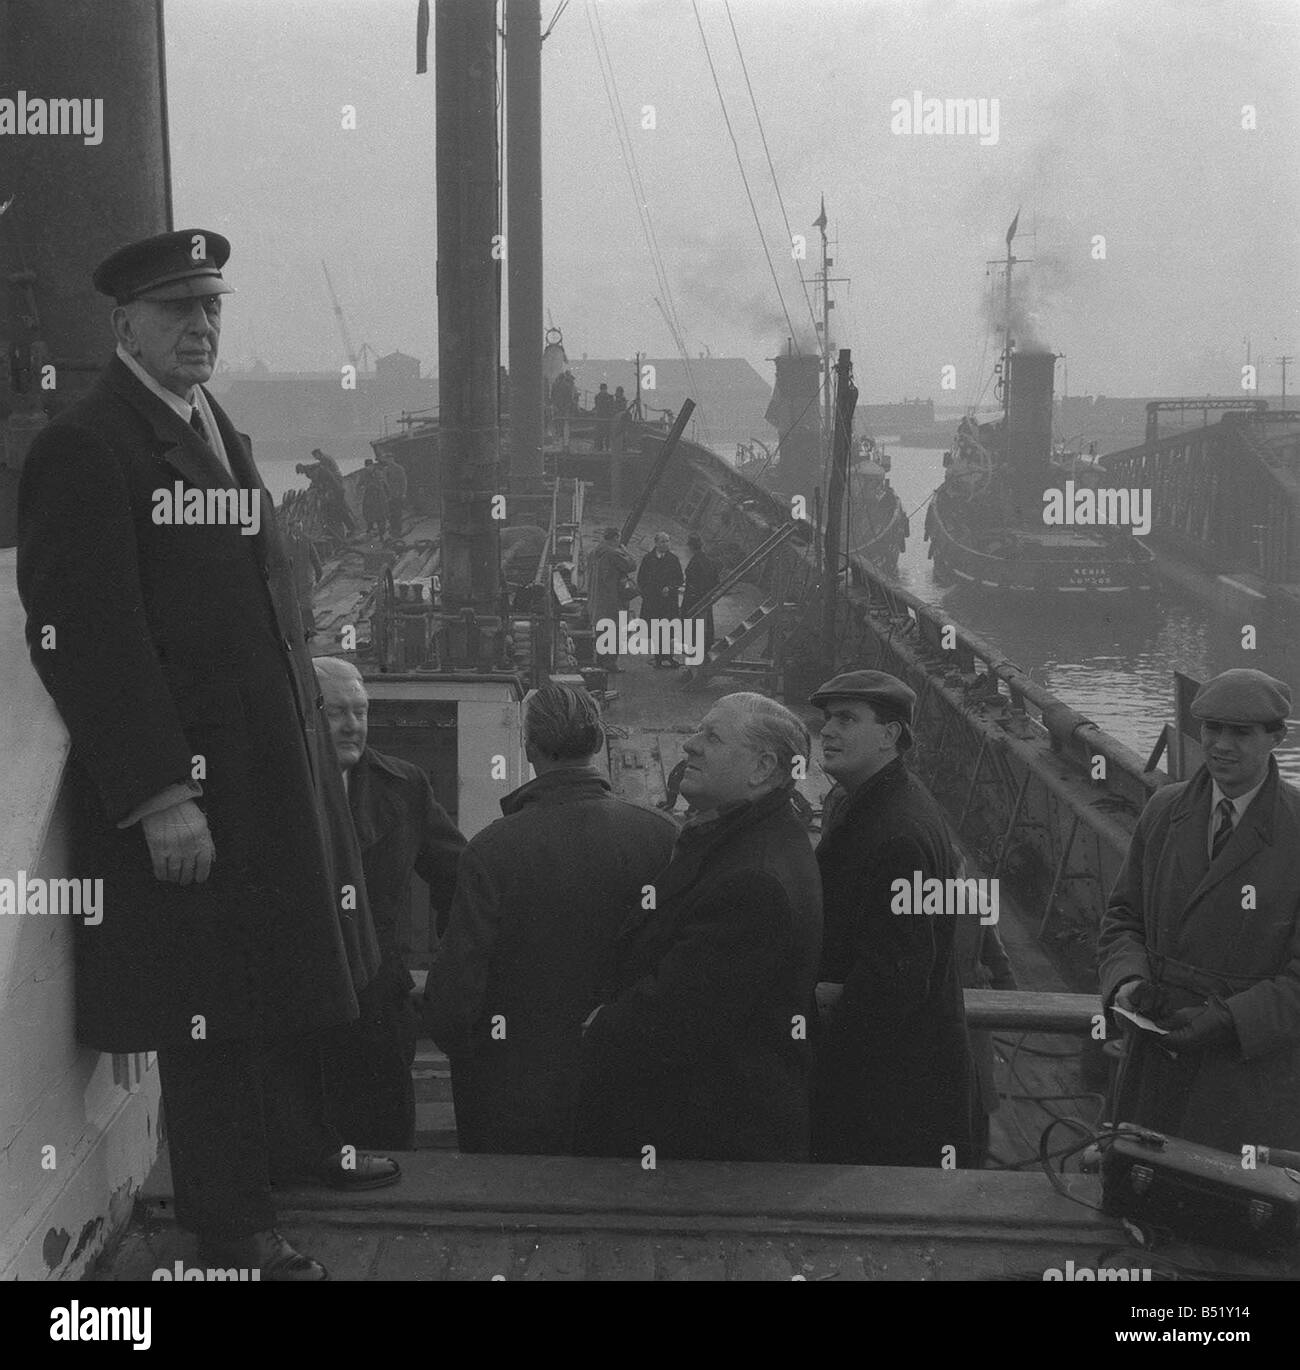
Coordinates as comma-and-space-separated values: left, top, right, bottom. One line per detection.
924, 224, 1154, 594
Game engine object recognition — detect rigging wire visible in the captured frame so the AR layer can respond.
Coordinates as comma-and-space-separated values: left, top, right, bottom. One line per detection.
721, 0, 820, 344
690, 0, 799, 351
584, 0, 713, 449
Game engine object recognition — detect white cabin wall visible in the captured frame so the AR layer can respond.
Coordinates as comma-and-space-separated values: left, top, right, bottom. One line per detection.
0, 551, 161, 1280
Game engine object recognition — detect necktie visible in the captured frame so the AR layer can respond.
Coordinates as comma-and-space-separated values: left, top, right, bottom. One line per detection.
189, 409, 210, 445
1210, 797, 1234, 862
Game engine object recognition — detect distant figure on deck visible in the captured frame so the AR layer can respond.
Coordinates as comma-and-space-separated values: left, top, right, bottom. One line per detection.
587, 527, 636, 673
314, 657, 467, 1151
425, 683, 676, 1155
296, 446, 356, 539
1098, 668, 1300, 1154
593, 381, 615, 452
682, 533, 720, 657
611, 385, 630, 454
360, 457, 389, 537
576, 692, 822, 1162
637, 532, 684, 668
810, 670, 976, 1168
379, 454, 407, 536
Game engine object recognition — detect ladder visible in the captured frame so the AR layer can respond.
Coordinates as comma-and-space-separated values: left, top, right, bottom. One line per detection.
688, 598, 800, 687
683, 520, 809, 616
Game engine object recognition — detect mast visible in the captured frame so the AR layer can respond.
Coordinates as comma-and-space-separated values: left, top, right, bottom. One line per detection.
0, 0, 171, 547
815, 197, 832, 463
435, 0, 502, 627
505, 0, 545, 492
821, 348, 855, 672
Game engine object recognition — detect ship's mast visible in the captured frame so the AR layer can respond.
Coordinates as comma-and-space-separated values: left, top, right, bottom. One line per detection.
505, 0, 545, 493
435, 0, 502, 630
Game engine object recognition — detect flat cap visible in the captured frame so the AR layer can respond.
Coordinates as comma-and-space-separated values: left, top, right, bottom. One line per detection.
811, 669, 916, 749
93, 229, 234, 304
1190, 668, 1291, 726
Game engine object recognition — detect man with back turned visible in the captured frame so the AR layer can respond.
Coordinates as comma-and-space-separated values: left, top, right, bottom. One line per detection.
17, 230, 397, 1281
1099, 668, 1300, 1153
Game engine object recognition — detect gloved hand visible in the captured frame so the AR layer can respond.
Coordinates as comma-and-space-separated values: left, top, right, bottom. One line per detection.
140, 799, 215, 885
1161, 1001, 1237, 1052
1114, 979, 1169, 1019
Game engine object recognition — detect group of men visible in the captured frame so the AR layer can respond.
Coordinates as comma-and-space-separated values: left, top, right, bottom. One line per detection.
16, 230, 1300, 1283
587, 528, 719, 671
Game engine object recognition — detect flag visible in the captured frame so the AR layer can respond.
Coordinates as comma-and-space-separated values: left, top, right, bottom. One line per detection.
813, 196, 828, 231
1005, 208, 1020, 246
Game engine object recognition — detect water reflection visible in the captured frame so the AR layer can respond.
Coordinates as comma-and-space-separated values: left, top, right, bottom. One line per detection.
882, 444, 1300, 784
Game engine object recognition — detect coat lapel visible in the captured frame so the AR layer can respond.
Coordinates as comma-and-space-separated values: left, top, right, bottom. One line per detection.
1174, 763, 1277, 927
105, 357, 238, 491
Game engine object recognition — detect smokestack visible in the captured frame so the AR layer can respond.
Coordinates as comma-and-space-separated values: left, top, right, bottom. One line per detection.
765, 351, 823, 495
1006, 350, 1055, 489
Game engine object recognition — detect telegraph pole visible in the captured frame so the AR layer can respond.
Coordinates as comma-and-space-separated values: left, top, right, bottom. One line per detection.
1278, 355, 1293, 406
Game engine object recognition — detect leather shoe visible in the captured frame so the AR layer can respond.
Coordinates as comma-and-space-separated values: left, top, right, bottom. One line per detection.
317, 1149, 402, 1190
197, 1228, 328, 1282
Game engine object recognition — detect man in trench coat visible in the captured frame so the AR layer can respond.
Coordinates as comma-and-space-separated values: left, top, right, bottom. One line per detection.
586, 527, 635, 671
1098, 668, 1300, 1153
16, 231, 395, 1281
636, 532, 684, 668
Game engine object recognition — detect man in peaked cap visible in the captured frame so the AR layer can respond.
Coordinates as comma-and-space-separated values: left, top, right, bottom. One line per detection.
1099, 667, 1300, 1153
807, 669, 977, 1167
17, 230, 398, 1282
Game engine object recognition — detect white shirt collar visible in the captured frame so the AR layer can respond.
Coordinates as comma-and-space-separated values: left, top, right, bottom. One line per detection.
116, 344, 196, 423
1210, 773, 1268, 821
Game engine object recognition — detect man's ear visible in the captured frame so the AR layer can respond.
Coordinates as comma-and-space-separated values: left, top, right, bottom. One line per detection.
111, 305, 134, 352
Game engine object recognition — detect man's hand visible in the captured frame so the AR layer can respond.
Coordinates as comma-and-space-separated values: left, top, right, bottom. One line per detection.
815, 981, 844, 1022
140, 800, 215, 885
1161, 1001, 1237, 1053
1114, 979, 1168, 1018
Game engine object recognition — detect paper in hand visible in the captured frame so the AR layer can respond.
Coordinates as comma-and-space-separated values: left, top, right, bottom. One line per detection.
1113, 1004, 1168, 1035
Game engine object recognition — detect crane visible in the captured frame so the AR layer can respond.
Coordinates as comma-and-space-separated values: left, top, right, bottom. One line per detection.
321, 260, 359, 373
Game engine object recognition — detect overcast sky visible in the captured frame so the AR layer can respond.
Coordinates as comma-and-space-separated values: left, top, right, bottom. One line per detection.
167, 0, 1299, 404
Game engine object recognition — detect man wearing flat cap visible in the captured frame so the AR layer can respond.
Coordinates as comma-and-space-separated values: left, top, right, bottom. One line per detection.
809, 669, 976, 1167
1099, 667, 1300, 1153
17, 230, 397, 1281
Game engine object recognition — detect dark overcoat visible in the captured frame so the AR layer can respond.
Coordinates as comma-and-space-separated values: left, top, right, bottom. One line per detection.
682, 550, 719, 651
346, 745, 466, 958
17, 356, 379, 1051
586, 539, 635, 628
577, 786, 824, 1162
1098, 759, 1300, 1151
812, 756, 976, 1167
635, 548, 683, 620
425, 768, 677, 1155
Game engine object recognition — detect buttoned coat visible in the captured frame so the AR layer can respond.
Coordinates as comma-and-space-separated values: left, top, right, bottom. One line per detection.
17, 356, 379, 1051
812, 757, 977, 1167
577, 786, 824, 1162
635, 548, 683, 620
1097, 759, 1300, 1151
425, 767, 677, 1155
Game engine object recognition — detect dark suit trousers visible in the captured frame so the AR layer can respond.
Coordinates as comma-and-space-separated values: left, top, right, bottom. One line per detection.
320, 970, 418, 1150
157, 1034, 343, 1239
